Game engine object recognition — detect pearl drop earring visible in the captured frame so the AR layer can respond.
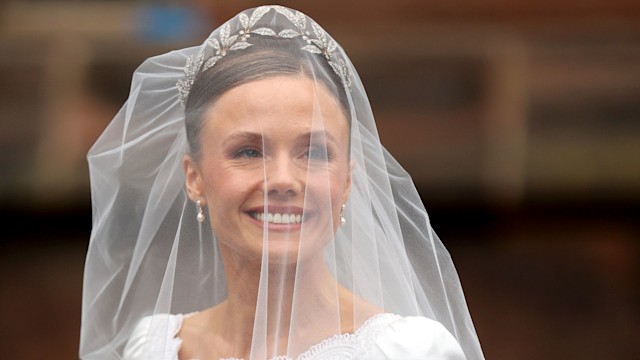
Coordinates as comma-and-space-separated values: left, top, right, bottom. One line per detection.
196, 200, 205, 223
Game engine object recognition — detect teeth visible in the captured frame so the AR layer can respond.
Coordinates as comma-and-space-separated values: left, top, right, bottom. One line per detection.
251, 212, 303, 224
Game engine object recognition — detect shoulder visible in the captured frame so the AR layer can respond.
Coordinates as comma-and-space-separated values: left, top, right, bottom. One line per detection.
364, 315, 467, 360
122, 314, 184, 360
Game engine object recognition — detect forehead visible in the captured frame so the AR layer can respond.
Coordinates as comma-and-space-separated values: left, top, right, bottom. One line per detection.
202, 75, 348, 136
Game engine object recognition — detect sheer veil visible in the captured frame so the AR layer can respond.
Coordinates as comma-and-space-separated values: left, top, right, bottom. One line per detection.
81, 6, 484, 360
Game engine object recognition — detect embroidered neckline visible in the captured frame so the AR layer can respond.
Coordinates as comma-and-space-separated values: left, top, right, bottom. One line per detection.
174, 312, 400, 360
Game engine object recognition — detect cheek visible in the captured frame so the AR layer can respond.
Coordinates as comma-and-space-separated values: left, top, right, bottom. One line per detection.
212, 177, 248, 197
201, 166, 257, 208
306, 167, 349, 206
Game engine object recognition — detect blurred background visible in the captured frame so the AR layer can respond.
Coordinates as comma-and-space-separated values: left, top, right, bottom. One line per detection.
0, 0, 638, 359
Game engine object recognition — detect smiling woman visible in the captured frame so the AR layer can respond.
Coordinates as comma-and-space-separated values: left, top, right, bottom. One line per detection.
80, 5, 484, 360
184, 75, 351, 264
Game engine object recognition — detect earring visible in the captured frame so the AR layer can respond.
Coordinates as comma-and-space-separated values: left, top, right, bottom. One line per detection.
340, 204, 346, 226
196, 200, 205, 223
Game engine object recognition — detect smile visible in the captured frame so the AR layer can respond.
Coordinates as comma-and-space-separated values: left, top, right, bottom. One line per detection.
249, 212, 303, 224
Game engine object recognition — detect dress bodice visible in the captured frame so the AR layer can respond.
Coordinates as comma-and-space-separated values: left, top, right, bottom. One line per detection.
123, 313, 466, 360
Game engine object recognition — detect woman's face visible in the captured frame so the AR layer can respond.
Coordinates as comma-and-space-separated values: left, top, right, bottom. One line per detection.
184, 75, 351, 263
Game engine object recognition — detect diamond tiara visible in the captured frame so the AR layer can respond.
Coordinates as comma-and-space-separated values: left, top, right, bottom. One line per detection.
176, 6, 352, 106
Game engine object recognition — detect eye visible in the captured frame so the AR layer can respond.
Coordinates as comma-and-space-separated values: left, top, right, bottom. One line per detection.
305, 146, 330, 161
233, 146, 263, 159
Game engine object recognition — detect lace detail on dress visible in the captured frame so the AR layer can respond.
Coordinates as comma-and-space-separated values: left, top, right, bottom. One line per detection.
166, 314, 185, 360
133, 313, 187, 360
219, 313, 401, 360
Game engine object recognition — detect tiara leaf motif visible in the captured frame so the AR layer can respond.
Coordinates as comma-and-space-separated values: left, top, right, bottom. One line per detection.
177, 6, 352, 106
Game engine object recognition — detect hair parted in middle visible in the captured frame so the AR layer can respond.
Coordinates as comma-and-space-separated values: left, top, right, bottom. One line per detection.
184, 36, 351, 159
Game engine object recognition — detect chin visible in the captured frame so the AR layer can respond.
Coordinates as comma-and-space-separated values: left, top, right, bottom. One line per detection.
221, 221, 336, 265
263, 240, 327, 266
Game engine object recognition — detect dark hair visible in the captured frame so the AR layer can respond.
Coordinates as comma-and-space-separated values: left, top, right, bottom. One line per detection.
184, 36, 350, 159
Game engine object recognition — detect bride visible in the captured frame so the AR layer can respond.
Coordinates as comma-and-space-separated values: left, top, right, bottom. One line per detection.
80, 6, 484, 360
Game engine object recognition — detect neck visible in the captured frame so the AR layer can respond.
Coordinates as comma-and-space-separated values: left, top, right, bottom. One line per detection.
215, 244, 348, 358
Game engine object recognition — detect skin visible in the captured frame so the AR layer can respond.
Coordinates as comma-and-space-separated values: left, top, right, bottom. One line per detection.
185, 75, 351, 264
181, 75, 379, 359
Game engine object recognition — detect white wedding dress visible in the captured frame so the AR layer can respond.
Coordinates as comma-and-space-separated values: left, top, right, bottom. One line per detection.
123, 313, 466, 360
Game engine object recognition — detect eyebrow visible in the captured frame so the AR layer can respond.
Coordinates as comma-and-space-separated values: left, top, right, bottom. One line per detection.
222, 130, 338, 146
303, 131, 337, 144
222, 131, 263, 146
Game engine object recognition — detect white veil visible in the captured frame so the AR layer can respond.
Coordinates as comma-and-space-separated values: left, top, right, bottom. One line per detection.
81, 6, 484, 360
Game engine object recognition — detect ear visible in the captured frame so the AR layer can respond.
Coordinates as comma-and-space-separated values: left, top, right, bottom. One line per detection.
341, 159, 355, 205
183, 154, 205, 203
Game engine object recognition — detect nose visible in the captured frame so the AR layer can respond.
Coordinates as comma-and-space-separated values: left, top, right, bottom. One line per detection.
266, 155, 302, 198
